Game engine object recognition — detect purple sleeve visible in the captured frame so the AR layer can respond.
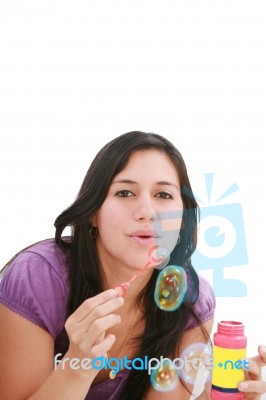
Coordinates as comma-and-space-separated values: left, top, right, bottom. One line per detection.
0, 250, 68, 338
185, 275, 216, 330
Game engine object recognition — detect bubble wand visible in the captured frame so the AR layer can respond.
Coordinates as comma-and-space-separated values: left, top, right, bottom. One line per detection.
115, 245, 187, 313
115, 246, 170, 296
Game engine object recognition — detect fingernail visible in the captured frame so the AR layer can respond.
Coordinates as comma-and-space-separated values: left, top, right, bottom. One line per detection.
108, 289, 116, 298
239, 382, 248, 391
262, 345, 266, 353
115, 286, 124, 297
117, 296, 124, 304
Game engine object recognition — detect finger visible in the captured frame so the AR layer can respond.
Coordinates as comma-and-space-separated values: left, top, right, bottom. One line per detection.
248, 346, 266, 368
79, 296, 124, 329
90, 334, 116, 359
114, 286, 124, 297
258, 345, 266, 365
70, 289, 117, 322
243, 394, 259, 400
244, 394, 260, 400
89, 314, 121, 336
244, 358, 261, 380
79, 313, 121, 351
238, 379, 266, 394
94, 332, 105, 345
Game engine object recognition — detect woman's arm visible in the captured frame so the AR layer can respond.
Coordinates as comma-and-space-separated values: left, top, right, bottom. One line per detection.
0, 287, 124, 400
0, 304, 94, 400
145, 319, 214, 400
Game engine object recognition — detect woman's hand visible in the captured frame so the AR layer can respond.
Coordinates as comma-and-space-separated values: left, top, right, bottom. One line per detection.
63, 288, 124, 380
238, 345, 266, 399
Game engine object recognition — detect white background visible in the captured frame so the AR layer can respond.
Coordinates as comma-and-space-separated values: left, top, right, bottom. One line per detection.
0, 0, 265, 390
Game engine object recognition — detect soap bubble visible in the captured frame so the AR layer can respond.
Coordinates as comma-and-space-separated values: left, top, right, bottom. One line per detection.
150, 359, 178, 392
149, 246, 170, 269
154, 265, 187, 311
179, 342, 212, 385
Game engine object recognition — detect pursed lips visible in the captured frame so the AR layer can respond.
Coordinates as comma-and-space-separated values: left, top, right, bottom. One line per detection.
128, 230, 160, 246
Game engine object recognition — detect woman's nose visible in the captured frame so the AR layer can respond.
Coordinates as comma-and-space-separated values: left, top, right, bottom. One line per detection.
133, 197, 158, 221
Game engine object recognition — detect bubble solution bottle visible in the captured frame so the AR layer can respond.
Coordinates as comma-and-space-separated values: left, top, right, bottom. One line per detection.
211, 321, 247, 400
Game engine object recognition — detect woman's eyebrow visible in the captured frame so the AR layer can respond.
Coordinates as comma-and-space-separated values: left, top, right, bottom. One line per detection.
111, 179, 179, 190
156, 181, 180, 190
111, 179, 138, 185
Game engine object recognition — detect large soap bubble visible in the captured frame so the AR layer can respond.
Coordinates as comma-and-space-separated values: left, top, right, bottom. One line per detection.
179, 342, 212, 385
154, 265, 187, 311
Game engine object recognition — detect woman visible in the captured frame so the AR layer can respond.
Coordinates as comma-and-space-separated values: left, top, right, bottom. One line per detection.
0, 131, 265, 399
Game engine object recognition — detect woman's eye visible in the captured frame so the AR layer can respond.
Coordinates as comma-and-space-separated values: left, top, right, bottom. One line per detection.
115, 190, 134, 197
156, 192, 173, 199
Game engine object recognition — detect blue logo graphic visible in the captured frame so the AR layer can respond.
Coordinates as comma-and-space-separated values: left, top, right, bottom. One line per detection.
217, 359, 249, 370
191, 173, 248, 297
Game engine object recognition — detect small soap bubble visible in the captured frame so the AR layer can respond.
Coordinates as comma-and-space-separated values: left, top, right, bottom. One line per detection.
150, 360, 178, 392
149, 246, 170, 269
154, 255, 170, 270
179, 343, 212, 385
154, 265, 187, 311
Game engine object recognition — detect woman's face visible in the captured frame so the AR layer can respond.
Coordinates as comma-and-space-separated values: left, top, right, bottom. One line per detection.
93, 149, 183, 273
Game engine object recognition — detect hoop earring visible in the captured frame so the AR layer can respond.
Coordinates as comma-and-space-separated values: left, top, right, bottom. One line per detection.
90, 226, 98, 239
176, 235, 180, 245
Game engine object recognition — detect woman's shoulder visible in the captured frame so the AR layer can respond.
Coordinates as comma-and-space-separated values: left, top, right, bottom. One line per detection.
1, 238, 70, 289
0, 237, 71, 338
4, 236, 70, 277
185, 274, 216, 330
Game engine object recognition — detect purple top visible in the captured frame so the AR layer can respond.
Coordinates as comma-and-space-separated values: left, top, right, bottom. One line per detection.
0, 239, 215, 400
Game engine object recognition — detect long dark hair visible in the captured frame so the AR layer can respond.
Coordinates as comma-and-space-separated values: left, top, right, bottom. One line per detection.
54, 131, 208, 399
